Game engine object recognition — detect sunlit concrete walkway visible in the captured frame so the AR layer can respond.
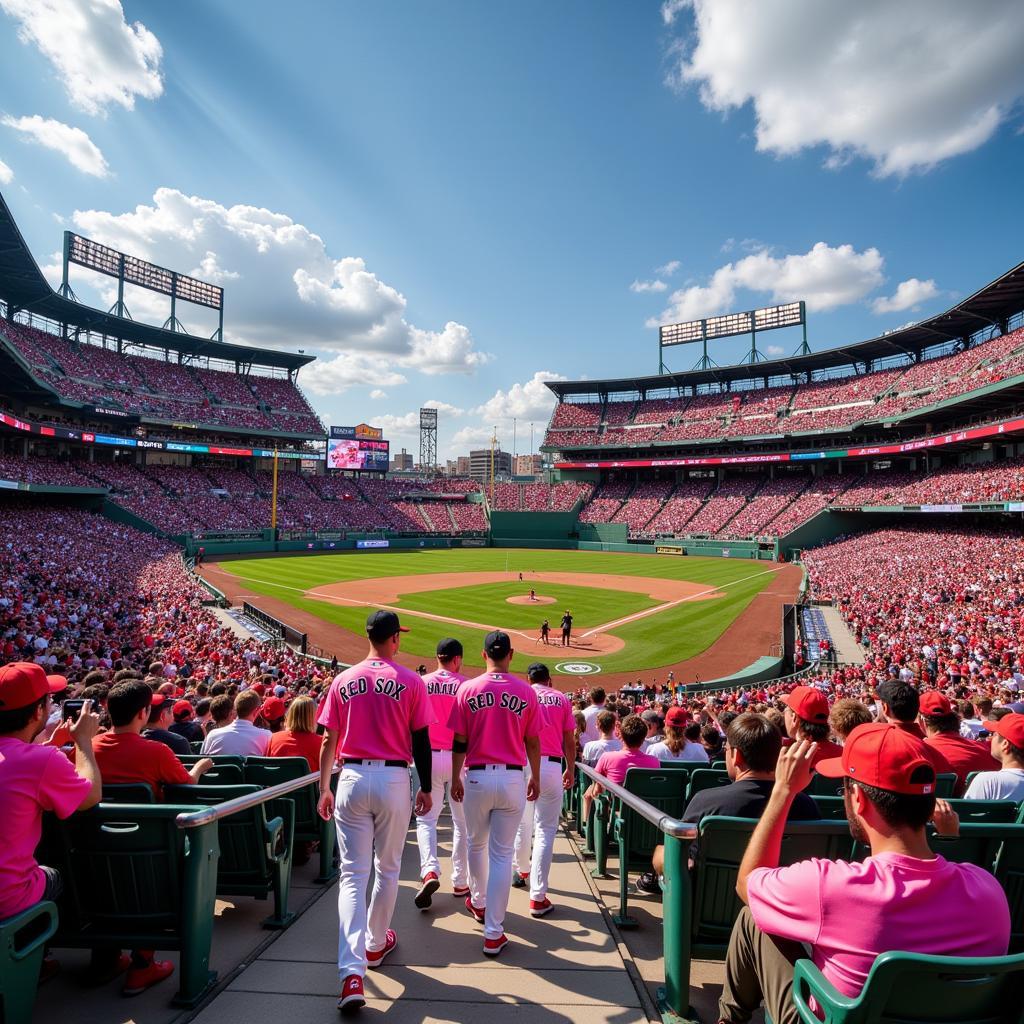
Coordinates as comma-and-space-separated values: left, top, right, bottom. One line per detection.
190, 820, 650, 1023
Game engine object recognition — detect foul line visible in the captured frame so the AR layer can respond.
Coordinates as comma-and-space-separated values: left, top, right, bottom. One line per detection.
578, 566, 782, 638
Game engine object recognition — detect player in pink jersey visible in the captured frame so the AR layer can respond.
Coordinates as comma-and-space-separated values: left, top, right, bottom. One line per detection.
317, 610, 434, 1013
449, 630, 541, 957
511, 662, 575, 916
413, 637, 470, 909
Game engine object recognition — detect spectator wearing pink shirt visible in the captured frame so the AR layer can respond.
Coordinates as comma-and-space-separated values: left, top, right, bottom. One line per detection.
581, 714, 659, 825
719, 724, 1010, 1024
0, 663, 101, 967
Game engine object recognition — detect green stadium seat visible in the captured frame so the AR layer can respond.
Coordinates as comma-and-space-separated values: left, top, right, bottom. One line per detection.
242, 756, 337, 883
197, 763, 244, 785
178, 754, 244, 769
189, 741, 203, 754
792, 950, 1024, 1024
101, 783, 155, 804
935, 773, 957, 798
689, 817, 853, 959
685, 767, 730, 802
40, 804, 219, 1007
807, 772, 845, 798
0, 901, 57, 1024
814, 796, 1018, 825
163, 784, 296, 929
609, 767, 688, 927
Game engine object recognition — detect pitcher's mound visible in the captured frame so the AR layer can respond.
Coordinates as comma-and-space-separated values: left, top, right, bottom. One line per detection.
506, 595, 556, 605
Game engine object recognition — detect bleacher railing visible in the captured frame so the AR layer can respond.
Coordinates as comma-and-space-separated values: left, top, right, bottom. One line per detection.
575, 761, 698, 1021
176, 767, 329, 830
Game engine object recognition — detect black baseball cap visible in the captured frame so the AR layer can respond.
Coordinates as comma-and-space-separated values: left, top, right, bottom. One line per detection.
366, 610, 409, 642
436, 637, 464, 659
483, 630, 512, 660
527, 663, 550, 683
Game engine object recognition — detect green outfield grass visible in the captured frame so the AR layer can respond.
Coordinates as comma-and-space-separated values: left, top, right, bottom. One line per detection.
215, 548, 779, 676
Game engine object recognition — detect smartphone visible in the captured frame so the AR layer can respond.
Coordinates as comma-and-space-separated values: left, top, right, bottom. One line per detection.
62, 698, 87, 720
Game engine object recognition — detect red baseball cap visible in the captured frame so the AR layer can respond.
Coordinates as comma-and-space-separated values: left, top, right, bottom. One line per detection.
172, 700, 194, 720
816, 722, 937, 795
986, 713, 1024, 748
260, 696, 286, 721
0, 662, 68, 710
920, 691, 953, 717
781, 686, 829, 724
665, 706, 689, 728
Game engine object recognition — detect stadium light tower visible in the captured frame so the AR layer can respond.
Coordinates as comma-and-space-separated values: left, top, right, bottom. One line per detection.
419, 407, 438, 474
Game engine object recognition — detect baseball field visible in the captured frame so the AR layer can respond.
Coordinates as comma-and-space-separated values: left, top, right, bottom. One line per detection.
202, 548, 803, 683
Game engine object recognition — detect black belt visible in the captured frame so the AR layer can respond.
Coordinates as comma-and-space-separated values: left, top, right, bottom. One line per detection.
342, 759, 408, 767
431, 748, 445, 753
546, 756, 563, 763
468, 764, 523, 771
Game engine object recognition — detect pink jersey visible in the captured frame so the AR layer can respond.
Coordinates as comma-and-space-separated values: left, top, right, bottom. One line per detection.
422, 666, 466, 749
532, 684, 575, 758
317, 656, 433, 761
447, 670, 541, 766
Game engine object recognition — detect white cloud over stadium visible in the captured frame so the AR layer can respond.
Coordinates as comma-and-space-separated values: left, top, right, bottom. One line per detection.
1, 115, 109, 177
52, 188, 491, 389
649, 242, 886, 327
663, 0, 1024, 176
0, 0, 163, 115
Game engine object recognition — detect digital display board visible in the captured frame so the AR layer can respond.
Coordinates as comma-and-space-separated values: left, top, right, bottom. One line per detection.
327, 437, 390, 471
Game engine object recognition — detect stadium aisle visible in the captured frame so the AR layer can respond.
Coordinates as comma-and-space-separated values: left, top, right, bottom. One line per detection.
190, 819, 649, 1023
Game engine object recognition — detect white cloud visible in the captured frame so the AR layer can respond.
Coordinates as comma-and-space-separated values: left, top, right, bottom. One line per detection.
369, 389, 388, 400
764, 344, 784, 357
475, 370, 567, 424
451, 425, 499, 451
0, 0, 162, 115
630, 278, 668, 294
649, 242, 884, 326
58, 188, 488, 373
2, 115, 109, 176
656, 259, 681, 276
300, 353, 407, 397
407, 321, 491, 375
872, 278, 939, 314
665, 0, 1024, 176
0, 158, 12, 184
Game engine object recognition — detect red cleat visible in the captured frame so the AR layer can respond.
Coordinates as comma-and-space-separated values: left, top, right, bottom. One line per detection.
123, 958, 174, 996
530, 897, 553, 917
483, 933, 509, 956
414, 872, 440, 910
365, 929, 397, 969
337, 974, 365, 1012
452, 884, 471, 897
464, 896, 485, 923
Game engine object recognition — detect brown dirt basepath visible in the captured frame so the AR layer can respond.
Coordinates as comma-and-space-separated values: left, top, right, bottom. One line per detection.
198, 560, 803, 692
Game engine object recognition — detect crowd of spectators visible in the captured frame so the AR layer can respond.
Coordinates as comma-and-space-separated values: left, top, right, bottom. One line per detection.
541, 326, 1024, 451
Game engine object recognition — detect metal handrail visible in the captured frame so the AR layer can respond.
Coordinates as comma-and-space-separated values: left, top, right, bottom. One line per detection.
175, 766, 338, 829
575, 761, 696, 841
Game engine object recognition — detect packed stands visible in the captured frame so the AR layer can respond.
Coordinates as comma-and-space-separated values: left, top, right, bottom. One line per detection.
675, 474, 764, 535
645, 478, 715, 534
541, 325, 1024, 449
0, 316, 325, 436
718, 475, 807, 538
610, 479, 674, 534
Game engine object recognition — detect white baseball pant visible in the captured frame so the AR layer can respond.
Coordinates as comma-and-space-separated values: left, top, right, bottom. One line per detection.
415, 749, 469, 887
333, 763, 411, 978
463, 765, 527, 940
512, 757, 564, 900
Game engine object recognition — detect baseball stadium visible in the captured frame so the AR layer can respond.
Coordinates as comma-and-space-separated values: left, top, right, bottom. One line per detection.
2, 6, 1024, 1024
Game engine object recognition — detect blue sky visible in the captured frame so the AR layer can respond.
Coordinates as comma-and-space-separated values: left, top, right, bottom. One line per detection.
1, 0, 1023, 459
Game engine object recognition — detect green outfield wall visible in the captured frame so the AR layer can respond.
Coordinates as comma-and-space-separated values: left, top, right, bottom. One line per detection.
489, 509, 579, 542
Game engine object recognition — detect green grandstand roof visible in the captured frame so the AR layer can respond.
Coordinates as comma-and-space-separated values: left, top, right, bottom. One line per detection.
0, 191, 314, 372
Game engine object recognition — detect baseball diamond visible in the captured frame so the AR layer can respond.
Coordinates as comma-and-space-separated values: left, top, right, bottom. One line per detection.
200, 548, 802, 684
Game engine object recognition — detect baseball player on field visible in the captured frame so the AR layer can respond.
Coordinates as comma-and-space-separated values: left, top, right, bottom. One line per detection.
413, 637, 469, 908
317, 610, 434, 1013
511, 663, 575, 916
449, 630, 541, 956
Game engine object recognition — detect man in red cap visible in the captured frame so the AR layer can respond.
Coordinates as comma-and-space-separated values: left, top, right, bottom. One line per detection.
919, 691, 997, 794
780, 686, 843, 765
259, 696, 287, 734
717, 724, 1010, 1024
964, 711, 1024, 802
0, 663, 102, 922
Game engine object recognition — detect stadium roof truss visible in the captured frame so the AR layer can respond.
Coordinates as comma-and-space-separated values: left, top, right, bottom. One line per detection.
0, 191, 314, 374
548, 260, 1024, 401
